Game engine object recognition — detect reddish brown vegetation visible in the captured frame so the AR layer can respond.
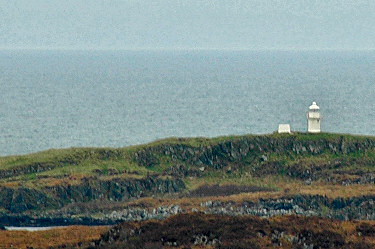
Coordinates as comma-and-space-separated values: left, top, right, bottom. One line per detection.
356, 222, 375, 236
187, 184, 273, 197
0, 226, 108, 249
90, 213, 375, 249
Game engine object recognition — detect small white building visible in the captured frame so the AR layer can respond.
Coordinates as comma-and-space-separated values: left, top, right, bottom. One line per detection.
278, 124, 291, 134
307, 101, 321, 133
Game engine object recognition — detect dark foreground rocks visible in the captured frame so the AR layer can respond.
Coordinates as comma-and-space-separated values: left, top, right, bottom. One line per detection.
88, 213, 375, 249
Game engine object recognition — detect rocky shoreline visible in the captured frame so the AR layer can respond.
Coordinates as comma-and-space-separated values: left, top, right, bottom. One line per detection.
2, 194, 375, 227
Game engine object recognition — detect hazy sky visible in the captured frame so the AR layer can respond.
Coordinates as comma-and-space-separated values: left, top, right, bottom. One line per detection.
1, 0, 374, 50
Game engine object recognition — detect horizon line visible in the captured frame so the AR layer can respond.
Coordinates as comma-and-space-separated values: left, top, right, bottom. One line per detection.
1, 47, 375, 52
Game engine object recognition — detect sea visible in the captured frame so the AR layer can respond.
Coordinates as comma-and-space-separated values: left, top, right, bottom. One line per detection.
0, 49, 374, 156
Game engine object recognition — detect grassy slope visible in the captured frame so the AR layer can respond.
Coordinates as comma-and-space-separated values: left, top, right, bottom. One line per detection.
0, 132, 375, 197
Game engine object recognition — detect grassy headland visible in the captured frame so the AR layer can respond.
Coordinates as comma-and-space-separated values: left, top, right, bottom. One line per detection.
0, 132, 375, 223
1, 132, 374, 188
1, 132, 375, 248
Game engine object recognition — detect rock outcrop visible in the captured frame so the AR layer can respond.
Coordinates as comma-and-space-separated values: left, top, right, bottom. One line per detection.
202, 194, 375, 221
134, 135, 375, 169
2, 194, 375, 227
0, 177, 185, 213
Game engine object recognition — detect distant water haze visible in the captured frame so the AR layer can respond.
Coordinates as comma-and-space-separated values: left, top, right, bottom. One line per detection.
0, 50, 374, 156
1, 0, 375, 50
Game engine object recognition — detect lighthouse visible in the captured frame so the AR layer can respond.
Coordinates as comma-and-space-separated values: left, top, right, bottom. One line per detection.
307, 102, 321, 133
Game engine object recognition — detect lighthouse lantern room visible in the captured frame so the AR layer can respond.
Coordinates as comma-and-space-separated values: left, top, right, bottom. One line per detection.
307, 102, 321, 133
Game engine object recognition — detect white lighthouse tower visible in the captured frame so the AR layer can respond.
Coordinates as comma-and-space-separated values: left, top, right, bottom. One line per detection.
307, 101, 321, 133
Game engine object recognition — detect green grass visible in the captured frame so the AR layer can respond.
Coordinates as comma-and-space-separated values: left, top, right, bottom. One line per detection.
1, 132, 373, 169
36, 159, 149, 177
143, 134, 259, 148
1, 132, 375, 188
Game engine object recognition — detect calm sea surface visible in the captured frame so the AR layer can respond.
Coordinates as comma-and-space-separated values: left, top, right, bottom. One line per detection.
0, 50, 374, 156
